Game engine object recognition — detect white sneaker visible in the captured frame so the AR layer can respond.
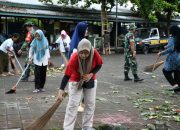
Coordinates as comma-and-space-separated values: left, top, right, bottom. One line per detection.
61, 64, 65, 67
33, 89, 39, 93
39, 88, 46, 92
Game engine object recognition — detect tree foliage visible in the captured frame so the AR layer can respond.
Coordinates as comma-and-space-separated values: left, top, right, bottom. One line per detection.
130, 0, 180, 23
39, 0, 128, 11
39, 0, 179, 25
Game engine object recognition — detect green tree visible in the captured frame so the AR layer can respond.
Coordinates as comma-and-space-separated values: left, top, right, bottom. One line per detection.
130, 0, 180, 26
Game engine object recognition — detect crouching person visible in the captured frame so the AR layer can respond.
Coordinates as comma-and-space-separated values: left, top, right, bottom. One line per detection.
56, 38, 103, 130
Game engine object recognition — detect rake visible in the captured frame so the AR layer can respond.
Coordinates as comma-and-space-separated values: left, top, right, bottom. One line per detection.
5, 63, 30, 94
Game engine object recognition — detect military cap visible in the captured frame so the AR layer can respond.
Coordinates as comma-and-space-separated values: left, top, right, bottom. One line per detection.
24, 21, 34, 26
129, 24, 137, 30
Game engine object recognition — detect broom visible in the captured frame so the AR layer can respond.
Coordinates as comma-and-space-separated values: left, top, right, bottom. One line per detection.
144, 60, 164, 72
12, 51, 23, 72
59, 49, 69, 67
25, 92, 68, 130
5, 63, 30, 94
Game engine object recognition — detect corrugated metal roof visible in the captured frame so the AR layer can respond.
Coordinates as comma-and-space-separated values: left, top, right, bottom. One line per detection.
0, 3, 102, 21
1, 0, 46, 5
0, 0, 141, 21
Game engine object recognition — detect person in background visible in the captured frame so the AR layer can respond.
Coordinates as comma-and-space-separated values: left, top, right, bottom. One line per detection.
18, 21, 36, 81
123, 24, 143, 82
28, 29, 50, 93
68, 21, 88, 58
157, 25, 180, 93
56, 38, 103, 130
68, 21, 89, 111
0, 23, 6, 45
8, 38, 24, 75
55, 30, 70, 67
0, 33, 19, 76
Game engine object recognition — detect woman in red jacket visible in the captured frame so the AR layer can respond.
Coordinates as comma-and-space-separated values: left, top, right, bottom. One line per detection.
57, 38, 103, 130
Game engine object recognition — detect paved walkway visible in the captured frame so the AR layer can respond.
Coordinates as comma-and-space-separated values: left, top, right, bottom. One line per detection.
0, 53, 179, 130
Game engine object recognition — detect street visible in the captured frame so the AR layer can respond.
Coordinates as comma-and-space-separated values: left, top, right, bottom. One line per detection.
0, 52, 180, 130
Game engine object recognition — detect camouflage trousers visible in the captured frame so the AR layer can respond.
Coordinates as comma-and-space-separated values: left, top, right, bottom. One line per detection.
124, 55, 137, 75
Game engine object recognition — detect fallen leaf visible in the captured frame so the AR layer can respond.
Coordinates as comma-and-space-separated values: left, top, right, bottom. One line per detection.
113, 91, 119, 93
173, 116, 180, 122
25, 96, 33, 100
175, 109, 180, 113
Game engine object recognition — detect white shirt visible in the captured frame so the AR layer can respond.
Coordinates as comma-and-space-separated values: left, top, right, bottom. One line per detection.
55, 35, 71, 52
0, 38, 14, 53
29, 46, 50, 66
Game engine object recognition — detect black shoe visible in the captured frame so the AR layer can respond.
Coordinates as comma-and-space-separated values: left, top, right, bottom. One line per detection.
168, 86, 179, 91
133, 74, 144, 82
173, 86, 180, 93
21, 77, 28, 82
124, 77, 132, 81
124, 72, 132, 81
134, 78, 144, 82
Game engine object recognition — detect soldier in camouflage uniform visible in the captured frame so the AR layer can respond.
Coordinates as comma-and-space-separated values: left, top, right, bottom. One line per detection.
124, 24, 143, 82
18, 21, 36, 81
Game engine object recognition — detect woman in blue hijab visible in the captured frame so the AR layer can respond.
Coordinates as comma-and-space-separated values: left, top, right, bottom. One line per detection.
68, 22, 88, 58
28, 29, 50, 93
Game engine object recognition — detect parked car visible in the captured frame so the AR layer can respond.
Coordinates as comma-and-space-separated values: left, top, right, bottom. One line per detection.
135, 28, 168, 54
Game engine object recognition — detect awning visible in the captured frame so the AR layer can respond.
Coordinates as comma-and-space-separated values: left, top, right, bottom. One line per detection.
0, 0, 143, 22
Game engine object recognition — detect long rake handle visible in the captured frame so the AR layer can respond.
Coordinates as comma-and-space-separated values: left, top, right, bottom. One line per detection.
59, 49, 68, 67
15, 63, 30, 86
152, 55, 160, 72
13, 51, 23, 72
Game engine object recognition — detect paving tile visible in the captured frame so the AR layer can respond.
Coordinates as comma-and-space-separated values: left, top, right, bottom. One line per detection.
7, 115, 21, 121
0, 121, 8, 129
0, 115, 6, 122
7, 121, 22, 129
1, 54, 179, 130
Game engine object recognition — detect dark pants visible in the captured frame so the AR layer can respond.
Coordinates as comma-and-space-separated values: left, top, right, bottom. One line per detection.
0, 50, 9, 74
34, 65, 47, 89
162, 69, 180, 86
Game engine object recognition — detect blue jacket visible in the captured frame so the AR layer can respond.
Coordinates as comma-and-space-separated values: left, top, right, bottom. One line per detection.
161, 37, 180, 71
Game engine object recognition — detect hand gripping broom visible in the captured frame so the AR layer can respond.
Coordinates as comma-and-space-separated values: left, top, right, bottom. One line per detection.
25, 92, 68, 130
5, 63, 30, 94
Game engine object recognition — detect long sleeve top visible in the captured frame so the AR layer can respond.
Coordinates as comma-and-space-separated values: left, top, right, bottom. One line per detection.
29, 46, 50, 66
161, 37, 180, 71
59, 49, 103, 90
0, 38, 14, 53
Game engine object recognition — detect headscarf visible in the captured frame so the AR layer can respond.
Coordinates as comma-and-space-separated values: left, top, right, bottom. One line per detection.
30, 29, 49, 61
69, 22, 88, 58
77, 38, 94, 88
60, 30, 67, 39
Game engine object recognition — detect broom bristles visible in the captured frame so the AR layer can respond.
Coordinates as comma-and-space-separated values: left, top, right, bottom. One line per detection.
144, 61, 164, 72
25, 92, 68, 130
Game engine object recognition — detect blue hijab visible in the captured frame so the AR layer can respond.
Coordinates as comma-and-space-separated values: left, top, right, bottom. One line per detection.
68, 22, 88, 58
30, 29, 48, 61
